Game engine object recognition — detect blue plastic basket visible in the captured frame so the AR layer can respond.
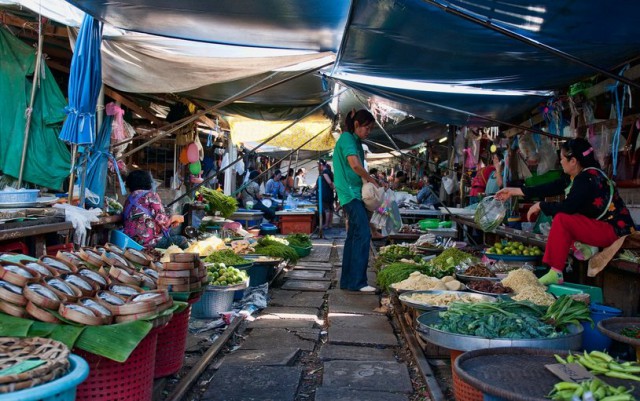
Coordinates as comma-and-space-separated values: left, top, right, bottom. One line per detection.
0, 355, 89, 401
0, 189, 39, 204
109, 230, 144, 251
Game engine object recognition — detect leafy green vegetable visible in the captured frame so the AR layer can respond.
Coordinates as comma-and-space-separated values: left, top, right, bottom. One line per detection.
253, 244, 299, 263
432, 300, 557, 339
377, 262, 431, 291
542, 295, 593, 330
258, 235, 289, 247
204, 249, 249, 266
200, 187, 238, 218
286, 234, 311, 248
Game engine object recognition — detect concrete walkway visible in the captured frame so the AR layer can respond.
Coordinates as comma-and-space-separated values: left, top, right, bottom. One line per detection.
200, 236, 418, 401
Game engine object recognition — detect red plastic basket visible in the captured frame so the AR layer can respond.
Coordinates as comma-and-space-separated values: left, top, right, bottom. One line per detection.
154, 305, 192, 378
74, 328, 159, 401
450, 350, 483, 401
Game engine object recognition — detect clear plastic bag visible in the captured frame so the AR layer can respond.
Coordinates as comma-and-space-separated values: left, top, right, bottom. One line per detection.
370, 189, 403, 235
474, 196, 507, 232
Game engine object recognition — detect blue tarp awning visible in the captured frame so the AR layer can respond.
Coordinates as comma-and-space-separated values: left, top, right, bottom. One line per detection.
66, 0, 351, 51
57, 0, 640, 127
337, 0, 640, 90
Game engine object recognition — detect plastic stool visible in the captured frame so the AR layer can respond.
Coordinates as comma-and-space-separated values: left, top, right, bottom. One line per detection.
0, 241, 29, 255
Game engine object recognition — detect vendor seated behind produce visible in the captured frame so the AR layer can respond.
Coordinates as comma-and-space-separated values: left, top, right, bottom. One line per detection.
241, 170, 276, 221
265, 169, 286, 199
496, 138, 636, 285
123, 170, 188, 249
416, 176, 440, 207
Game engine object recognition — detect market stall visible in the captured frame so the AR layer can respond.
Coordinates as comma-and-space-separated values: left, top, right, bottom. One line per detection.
0, 223, 311, 400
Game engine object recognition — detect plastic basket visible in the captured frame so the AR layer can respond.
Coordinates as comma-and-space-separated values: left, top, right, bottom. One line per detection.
239, 263, 271, 287
290, 244, 312, 258
0, 189, 39, 204
0, 355, 89, 401
191, 287, 234, 318
451, 350, 483, 401
525, 169, 562, 188
109, 230, 144, 251
154, 305, 191, 378
547, 283, 603, 304
419, 218, 440, 230
74, 329, 159, 401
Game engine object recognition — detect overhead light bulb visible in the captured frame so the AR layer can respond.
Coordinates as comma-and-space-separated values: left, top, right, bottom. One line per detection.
439, 137, 448, 143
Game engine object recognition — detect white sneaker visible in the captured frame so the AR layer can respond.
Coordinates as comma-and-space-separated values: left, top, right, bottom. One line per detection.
358, 285, 377, 292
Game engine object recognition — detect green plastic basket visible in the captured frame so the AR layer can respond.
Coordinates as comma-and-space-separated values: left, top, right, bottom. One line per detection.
525, 169, 562, 188
419, 219, 440, 230
290, 244, 312, 258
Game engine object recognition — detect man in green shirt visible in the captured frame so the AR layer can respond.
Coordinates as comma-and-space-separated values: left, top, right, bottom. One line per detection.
333, 109, 379, 292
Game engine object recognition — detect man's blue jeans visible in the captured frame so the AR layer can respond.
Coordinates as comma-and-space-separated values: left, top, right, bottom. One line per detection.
340, 199, 371, 290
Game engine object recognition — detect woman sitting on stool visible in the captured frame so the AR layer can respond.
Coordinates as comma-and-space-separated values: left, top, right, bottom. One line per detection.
123, 170, 188, 249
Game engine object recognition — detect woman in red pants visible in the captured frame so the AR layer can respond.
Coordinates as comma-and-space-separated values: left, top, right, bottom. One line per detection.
496, 138, 636, 285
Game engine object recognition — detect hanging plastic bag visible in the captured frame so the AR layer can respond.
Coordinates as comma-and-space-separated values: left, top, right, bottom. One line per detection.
536, 136, 558, 175
442, 175, 455, 195
474, 196, 507, 232
362, 182, 384, 212
370, 189, 402, 235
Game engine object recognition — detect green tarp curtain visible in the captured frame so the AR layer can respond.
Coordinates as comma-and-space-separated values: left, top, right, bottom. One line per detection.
0, 27, 71, 190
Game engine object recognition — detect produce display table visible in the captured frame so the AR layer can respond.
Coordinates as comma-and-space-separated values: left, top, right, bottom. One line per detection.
276, 210, 316, 234
455, 347, 640, 401
452, 215, 640, 316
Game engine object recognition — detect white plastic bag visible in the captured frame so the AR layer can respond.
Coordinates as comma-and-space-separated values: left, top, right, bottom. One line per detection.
442, 176, 455, 195
361, 182, 384, 212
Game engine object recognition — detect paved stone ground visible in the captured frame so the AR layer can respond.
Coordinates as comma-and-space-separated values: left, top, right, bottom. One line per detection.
200, 236, 418, 401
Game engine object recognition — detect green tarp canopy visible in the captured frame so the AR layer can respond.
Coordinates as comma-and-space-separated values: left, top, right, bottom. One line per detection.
0, 26, 70, 190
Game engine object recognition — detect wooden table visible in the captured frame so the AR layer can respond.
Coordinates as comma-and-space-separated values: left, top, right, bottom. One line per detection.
0, 221, 73, 257
88, 214, 122, 246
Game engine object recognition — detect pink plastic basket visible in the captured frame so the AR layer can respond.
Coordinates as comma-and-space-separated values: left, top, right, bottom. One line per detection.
74, 328, 159, 401
154, 305, 191, 378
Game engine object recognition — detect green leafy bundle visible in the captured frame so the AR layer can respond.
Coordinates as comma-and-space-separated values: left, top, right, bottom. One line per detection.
204, 249, 248, 266
542, 295, 593, 330
376, 262, 431, 291
200, 187, 238, 218
253, 244, 299, 263
426, 248, 475, 277
432, 300, 557, 339
258, 235, 289, 247
286, 234, 312, 248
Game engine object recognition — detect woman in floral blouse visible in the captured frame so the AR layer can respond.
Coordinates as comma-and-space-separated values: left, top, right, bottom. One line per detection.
497, 138, 636, 285
123, 170, 188, 249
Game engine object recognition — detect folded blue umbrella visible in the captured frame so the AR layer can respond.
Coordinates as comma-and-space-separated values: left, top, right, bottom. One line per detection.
59, 14, 103, 145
